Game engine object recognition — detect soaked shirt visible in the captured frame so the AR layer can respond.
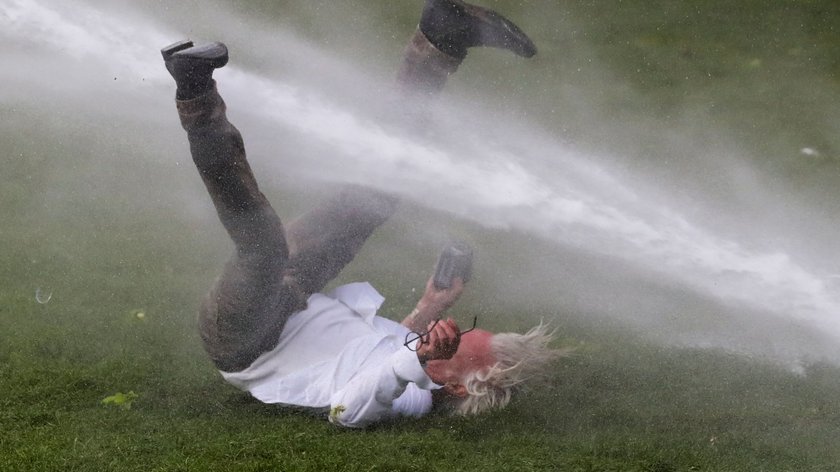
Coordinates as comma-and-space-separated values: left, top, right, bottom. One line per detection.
220, 282, 438, 428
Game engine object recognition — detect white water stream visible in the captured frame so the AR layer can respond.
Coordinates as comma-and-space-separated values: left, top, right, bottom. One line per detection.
3, 0, 838, 366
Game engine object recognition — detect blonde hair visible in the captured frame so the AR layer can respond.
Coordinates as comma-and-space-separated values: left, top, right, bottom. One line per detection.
454, 321, 569, 416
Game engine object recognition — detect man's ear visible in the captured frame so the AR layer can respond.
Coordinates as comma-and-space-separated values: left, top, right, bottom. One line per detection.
444, 383, 468, 398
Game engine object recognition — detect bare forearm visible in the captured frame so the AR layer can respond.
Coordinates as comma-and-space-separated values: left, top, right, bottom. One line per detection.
400, 303, 440, 333
402, 277, 464, 332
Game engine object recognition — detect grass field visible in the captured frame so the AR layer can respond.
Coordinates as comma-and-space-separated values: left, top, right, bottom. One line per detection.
4, 194, 840, 472
3, 0, 840, 471
3, 134, 840, 471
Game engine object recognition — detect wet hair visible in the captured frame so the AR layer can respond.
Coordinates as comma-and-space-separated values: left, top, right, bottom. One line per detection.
454, 321, 568, 416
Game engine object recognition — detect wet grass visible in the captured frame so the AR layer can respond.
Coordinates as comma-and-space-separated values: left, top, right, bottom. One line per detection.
5, 264, 840, 471
3, 134, 840, 472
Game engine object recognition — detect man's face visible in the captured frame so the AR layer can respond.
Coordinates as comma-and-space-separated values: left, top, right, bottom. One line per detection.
425, 328, 495, 393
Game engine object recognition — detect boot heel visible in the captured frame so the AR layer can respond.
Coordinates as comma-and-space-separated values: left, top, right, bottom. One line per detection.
161, 40, 194, 60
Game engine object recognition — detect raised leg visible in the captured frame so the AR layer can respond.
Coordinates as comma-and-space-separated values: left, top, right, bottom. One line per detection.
164, 40, 306, 372
180, 86, 306, 372
285, 1, 540, 284
397, 0, 537, 96
282, 187, 399, 296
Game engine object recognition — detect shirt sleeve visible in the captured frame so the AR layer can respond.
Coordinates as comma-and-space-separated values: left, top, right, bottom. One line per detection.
328, 345, 435, 428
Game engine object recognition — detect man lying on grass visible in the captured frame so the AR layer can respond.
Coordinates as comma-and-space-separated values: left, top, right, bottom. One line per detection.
162, 0, 563, 428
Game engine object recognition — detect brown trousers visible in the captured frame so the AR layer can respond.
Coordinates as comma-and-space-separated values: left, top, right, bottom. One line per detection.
179, 29, 460, 372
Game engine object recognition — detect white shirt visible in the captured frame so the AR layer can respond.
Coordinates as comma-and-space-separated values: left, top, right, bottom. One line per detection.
220, 282, 438, 428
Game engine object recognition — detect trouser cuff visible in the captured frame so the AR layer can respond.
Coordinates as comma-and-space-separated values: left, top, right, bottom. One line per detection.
175, 80, 226, 131
396, 27, 463, 95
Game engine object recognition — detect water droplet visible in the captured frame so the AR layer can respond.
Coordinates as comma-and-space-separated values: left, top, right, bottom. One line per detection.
800, 147, 820, 157
35, 287, 53, 304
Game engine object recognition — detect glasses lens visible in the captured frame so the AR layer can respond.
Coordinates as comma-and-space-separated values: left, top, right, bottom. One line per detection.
404, 332, 421, 351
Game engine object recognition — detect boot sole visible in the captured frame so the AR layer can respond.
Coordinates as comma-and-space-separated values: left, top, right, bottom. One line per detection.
172, 42, 229, 69
161, 40, 194, 60
464, 4, 537, 57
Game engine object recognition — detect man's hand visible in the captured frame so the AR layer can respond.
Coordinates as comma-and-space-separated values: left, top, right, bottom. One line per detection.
415, 318, 461, 364
420, 275, 464, 315
401, 276, 465, 332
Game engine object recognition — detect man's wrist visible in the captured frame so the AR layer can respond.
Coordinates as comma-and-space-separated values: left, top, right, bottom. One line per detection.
413, 302, 441, 323
403, 303, 440, 331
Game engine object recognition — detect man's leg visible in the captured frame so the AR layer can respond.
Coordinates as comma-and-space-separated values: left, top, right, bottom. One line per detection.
281, 187, 398, 296
397, 0, 536, 96
164, 42, 304, 372
281, 0, 538, 296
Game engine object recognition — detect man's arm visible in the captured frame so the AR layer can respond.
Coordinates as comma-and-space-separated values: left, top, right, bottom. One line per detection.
328, 347, 435, 428
328, 319, 461, 428
401, 276, 465, 333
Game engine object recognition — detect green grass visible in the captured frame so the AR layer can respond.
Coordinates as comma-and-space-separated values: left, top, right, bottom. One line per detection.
3, 148, 840, 471
5, 242, 840, 472
4, 0, 840, 470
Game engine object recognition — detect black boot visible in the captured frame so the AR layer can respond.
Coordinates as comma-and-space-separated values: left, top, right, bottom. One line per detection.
419, 0, 537, 59
161, 40, 229, 100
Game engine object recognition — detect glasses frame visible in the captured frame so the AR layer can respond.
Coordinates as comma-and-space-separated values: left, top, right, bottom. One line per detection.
403, 316, 478, 352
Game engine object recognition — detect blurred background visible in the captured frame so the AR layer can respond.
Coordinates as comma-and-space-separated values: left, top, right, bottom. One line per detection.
2, 0, 840, 369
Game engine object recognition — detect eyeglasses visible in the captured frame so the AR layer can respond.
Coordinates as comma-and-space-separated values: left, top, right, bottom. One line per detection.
403, 316, 478, 352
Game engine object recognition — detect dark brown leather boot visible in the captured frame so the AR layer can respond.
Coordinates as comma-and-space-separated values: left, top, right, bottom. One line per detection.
419, 0, 537, 59
398, 1, 537, 96
161, 40, 229, 100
